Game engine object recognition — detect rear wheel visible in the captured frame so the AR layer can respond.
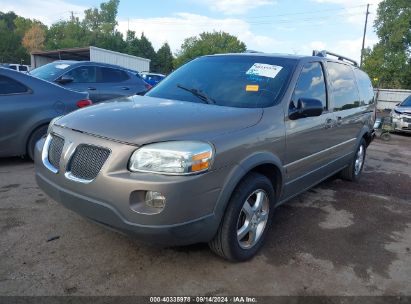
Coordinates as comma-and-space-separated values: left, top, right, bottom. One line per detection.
340, 138, 366, 182
209, 172, 275, 261
27, 125, 48, 161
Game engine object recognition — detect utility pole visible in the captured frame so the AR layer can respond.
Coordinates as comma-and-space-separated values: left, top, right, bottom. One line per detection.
360, 4, 370, 67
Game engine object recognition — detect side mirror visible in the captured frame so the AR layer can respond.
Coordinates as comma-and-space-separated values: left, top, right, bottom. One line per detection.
56, 75, 74, 84
289, 98, 323, 120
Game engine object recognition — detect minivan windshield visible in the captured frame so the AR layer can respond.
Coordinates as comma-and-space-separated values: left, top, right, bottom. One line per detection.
30, 62, 73, 81
146, 55, 296, 108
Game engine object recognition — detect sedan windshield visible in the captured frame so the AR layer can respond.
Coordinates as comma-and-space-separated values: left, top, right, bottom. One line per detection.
146, 55, 296, 108
30, 62, 72, 81
400, 96, 411, 107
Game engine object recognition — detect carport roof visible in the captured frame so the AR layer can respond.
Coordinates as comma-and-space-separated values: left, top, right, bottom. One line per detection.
31, 47, 91, 61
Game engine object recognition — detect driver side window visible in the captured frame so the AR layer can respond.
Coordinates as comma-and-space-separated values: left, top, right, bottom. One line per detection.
290, 62, 327, 112
64, 66, 96, 83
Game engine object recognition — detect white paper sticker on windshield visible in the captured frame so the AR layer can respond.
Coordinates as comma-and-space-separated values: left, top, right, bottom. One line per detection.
55, 64, 70, 69
246, 63, 282, 79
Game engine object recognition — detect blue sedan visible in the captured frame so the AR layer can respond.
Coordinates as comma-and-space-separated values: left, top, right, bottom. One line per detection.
31, 61, 151, 103
0, 68, 92, 160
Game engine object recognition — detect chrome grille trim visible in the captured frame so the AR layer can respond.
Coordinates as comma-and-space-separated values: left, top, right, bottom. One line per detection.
65, 144, 110, 183
42, 134, 64, 173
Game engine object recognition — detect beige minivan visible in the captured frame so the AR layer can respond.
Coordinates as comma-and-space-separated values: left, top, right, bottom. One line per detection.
35, 50, 376, 261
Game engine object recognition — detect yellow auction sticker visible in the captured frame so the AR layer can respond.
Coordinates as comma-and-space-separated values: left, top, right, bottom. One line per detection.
246, 84, 259, 92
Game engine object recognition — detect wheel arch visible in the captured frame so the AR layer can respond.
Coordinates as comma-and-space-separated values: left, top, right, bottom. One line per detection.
362, 129, 373, 147
213, 152, 285, 226
25, 122, 50, 155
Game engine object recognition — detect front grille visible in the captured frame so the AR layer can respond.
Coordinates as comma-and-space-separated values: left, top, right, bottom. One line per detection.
48, 135, 64, 169
68, 145, 110, 181
403, 117, 411, 123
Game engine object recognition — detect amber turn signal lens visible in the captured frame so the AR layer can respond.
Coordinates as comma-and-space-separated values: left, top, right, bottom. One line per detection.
191, 161, 209, 172
192, 151, 212, 161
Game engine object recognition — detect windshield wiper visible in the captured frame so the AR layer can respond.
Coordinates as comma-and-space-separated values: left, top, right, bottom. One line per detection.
176, 84, 216, 105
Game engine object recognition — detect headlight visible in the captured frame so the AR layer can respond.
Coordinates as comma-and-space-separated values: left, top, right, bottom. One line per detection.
391, 109, 403, 119
129, 141, 214, 175
47, 116, 63, 135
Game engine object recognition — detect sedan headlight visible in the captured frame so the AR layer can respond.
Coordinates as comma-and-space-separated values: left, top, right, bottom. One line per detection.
47, 116, 63, 135
391, 109, 403, 119
129, 141, 214, 175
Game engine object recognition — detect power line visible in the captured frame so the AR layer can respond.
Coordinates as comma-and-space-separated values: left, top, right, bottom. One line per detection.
124, 12, 365, 27
240, 3, 369, 20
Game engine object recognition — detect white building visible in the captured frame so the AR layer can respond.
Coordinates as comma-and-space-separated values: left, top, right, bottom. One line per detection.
31, 46, 150, 72
375, 89, 411, 110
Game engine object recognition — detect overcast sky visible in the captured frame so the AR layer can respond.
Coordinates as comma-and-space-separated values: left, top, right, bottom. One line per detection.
2, 0, 382, 62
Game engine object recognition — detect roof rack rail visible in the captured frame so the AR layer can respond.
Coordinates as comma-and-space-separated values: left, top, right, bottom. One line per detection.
312, 50, 358, 67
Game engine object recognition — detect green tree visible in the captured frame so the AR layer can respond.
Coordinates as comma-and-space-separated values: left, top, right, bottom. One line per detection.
174, 31, 246, 68
0, 12, 41, 64
46, 18, 90, 50
83, 0, 119, 35
362, 0, 411, 89
154, 42, 173, 74
82, 0, 125, 52
125, 30, 137, 51
135, 33, 156, 61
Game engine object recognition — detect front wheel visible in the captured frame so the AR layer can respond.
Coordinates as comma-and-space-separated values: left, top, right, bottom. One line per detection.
340, 138, 366, 182
209, 173, 276, 261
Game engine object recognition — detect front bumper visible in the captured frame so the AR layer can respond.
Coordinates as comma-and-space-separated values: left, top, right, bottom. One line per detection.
392, 116, 411, 133
34, 128, 229, 245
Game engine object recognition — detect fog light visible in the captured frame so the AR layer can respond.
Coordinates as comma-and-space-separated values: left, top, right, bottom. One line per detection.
145, 191, 166, 209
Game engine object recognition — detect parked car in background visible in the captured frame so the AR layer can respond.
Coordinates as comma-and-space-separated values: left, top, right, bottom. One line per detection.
391, 95, 411, 133
35, 51, 375, 261
1, 63, 30, 73
30, 61, 151, 103
0, 67, 92, 160
139, 72, 165, 86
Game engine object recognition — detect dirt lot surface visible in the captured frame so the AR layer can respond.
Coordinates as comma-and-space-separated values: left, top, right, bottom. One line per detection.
1, 134, 410, 296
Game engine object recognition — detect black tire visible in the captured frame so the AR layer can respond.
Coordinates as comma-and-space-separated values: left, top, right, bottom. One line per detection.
380, 132, 391, 141
27, 125, 48, 161
209, 172, 276, 261
340, 138, 366, 182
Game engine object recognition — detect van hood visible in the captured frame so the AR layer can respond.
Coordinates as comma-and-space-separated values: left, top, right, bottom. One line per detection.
56, 95, 263, 145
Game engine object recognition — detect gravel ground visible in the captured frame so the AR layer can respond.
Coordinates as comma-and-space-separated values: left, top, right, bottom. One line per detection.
0, 133, 410, 296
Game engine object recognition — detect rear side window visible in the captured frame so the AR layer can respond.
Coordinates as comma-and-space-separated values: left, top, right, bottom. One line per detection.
291, 62, 327, 110
98, 67, 129, 83
0, 75, 29, 95
9, 66, 17, 70
65, 66, 97, 83
327, 62, 360, 111
354, 69, 374, 105
19, 66, 28, 72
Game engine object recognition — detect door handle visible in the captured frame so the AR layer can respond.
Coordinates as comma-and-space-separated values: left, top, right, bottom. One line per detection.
324, 118, 333, 129
87, 87, 96, 91
336, 116, 342, 127
121, 87, 130, 90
